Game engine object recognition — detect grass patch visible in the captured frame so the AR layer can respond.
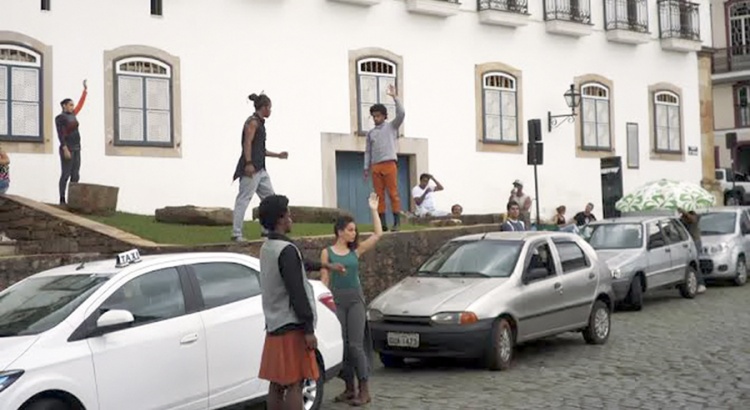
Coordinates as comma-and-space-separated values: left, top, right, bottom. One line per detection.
87, 212, 426, 245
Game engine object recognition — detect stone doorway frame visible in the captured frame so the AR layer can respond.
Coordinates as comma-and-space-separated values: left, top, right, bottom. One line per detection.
319, 132, 429, 212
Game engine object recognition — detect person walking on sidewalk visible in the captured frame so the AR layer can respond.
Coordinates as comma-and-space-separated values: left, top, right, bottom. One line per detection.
320, 193, 383, 406
257, 194, 321, 410
231, 92, 289, 242
679, 208, 707, 294
364, 84, 405, 232
55, 80, 87, 205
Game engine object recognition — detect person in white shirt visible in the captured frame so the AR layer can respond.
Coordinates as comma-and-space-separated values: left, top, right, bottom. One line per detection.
412, 173, 447, 217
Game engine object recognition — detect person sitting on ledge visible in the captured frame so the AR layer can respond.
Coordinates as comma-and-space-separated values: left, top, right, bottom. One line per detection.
412, 173, 448, 217
450, 204, 463, 217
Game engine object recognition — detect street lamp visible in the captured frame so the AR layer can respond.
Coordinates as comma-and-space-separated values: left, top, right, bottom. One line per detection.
547, 84, 582, 132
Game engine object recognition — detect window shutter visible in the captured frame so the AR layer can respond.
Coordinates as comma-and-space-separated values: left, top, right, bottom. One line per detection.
117, 75, 144, 142
596, 100, 610, 148
668, 105, 680, 150
0, 66, 7, 136
582, 98, 597, 148
501, 91, 517, 142
359, 75, 377, 131
145, 78, 171, 143
655, 104, 669, 150
10, 67, 40, 137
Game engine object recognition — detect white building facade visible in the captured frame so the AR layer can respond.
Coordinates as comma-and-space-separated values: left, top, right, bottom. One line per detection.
2, 0, 710, 222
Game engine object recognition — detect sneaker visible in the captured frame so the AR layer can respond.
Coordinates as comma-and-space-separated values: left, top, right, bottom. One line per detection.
697, 285, 706, 294
231, 236, 248, 243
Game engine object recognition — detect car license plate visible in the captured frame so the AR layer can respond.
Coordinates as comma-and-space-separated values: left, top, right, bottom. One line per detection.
387, 332, 419, 348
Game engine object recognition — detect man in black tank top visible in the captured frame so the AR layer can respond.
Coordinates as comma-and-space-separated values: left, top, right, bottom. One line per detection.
231, 93, 289, 242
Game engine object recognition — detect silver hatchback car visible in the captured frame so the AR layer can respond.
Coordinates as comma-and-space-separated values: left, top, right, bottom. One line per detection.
367, 231, 615, 371
582, 216, 700, 310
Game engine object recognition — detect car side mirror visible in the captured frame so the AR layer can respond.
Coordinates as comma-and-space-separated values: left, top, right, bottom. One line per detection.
523, 267, 549, 284
95, 309, 135, 334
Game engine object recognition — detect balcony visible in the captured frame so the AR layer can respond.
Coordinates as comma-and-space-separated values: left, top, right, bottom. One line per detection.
657, 0, 701, 52
544, 0, 593, 37
406, 0, 461, 17
604, 0, 651, 45
327, 0, 381, 5
477, 0, 530, 27
712, 47, 750, 81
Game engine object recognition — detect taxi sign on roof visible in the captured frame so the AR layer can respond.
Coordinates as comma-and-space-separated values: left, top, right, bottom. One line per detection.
116, 249, 142, 268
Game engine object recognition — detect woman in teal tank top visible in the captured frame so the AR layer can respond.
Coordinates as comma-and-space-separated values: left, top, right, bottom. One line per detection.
321, 193, 383, 406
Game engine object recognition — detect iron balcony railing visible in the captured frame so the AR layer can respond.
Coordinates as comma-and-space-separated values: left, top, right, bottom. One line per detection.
712, 46, 750, 74
604, 0, 649, 32
544, 0, 592, 24
478, 0, 529, 14
657, 0, 700, 41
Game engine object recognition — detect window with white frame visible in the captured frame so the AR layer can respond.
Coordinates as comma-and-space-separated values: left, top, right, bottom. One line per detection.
580, 83, 611, 150
654, 91, 681, 152
357, 58, 397, 134
482, 72, 518, 143
114, 57, 173, 146
0, 45, 42, 142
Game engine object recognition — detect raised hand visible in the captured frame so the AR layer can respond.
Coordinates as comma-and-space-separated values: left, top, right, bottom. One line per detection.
368, 192, 379, 210
386, 84, 397, 97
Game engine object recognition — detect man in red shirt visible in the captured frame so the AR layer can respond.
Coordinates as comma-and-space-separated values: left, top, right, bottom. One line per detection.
55, 80, 87, 205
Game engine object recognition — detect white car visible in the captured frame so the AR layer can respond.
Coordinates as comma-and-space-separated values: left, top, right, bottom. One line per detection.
0, 250, 344, 410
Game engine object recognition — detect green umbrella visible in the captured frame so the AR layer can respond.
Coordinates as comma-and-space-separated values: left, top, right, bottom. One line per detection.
615, 179, 716, 213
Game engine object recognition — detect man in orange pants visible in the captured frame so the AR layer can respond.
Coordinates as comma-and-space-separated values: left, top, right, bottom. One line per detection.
363, 84, 405, 231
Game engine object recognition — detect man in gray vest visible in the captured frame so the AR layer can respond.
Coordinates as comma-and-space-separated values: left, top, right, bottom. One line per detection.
256, 194, 333, 409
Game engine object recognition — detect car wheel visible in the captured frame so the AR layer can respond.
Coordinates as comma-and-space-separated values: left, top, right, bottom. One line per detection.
582, 300, 611, 345
625, 275, 644, 311
679, 265, 698, 299
23, 399, 69, 410
302, 353, 325, 410
379, 353, 405, 368
486, 318, 514, 371
734, 257, 748, 287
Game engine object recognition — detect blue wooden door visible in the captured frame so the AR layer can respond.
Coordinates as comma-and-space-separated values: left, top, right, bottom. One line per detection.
336, 152, 410, 226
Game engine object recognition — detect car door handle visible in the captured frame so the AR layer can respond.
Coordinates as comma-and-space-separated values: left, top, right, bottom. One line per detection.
682, 244, 689, 248
665, 248, 671, 253
588, 272, 596, 279
180, 333, 199, 345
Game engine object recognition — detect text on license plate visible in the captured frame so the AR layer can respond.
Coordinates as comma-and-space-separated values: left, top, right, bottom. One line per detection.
387, 332, 419, 348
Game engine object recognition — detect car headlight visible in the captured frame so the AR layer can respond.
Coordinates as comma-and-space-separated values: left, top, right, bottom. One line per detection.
366, 309, 383, 322
707, 243, 730, 255
610, 268, 622, 279
0, 370, 24, 393
430, 311, 478, 325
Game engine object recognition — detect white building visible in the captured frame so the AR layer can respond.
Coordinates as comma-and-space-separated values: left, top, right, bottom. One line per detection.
2, 0, 709, 223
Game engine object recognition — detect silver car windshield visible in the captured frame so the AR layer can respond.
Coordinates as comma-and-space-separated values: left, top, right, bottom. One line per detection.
699, 212, 736, 236
586, 223, 643, 250
0, 274, 110, 337
417, 240, 522, 278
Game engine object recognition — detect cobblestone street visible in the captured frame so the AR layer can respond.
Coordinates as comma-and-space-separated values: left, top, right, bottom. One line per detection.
319, 284, 750, 409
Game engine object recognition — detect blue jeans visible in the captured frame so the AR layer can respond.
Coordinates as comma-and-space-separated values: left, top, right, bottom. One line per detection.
694, 239, 705, 286
0, 180, 8, 194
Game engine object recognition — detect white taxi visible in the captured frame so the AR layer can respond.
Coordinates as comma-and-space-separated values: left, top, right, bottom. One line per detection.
0, 250, 343, 410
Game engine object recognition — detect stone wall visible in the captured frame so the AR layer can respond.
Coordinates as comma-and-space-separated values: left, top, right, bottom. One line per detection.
0, 195, 159, 255
0, 198, 501, 299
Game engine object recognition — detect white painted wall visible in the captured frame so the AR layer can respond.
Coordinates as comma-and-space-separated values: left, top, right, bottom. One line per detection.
2, 0, 706, 220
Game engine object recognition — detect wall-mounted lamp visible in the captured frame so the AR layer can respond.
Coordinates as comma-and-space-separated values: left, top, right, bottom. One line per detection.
547, 84, 581, 133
